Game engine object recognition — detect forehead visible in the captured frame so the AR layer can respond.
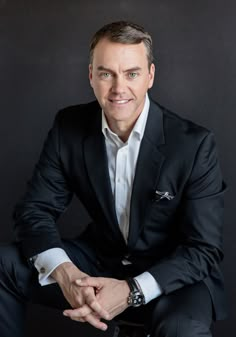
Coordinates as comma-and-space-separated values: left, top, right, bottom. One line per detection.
92, 38, 149, 67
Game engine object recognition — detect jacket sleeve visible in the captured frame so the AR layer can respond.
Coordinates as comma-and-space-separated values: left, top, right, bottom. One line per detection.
148, 132, 226, 294
13, 112, 73, 259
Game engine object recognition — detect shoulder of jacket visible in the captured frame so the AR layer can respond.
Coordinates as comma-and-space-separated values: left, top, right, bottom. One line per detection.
151, 99, 212, 142
55, 100, 100, 122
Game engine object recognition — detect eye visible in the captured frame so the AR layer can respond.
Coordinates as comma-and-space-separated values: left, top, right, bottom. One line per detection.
128, 72, 138, 79
100, 72, 111, 78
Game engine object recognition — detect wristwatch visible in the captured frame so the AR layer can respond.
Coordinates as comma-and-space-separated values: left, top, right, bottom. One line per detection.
126, 278, 145, 307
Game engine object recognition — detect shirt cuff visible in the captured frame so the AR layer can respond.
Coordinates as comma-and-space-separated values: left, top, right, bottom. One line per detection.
34, 248, 72, 286
134, 271, 163, 304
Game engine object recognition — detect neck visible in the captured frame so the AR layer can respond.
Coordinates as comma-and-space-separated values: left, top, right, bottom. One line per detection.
108, 120, 134, 142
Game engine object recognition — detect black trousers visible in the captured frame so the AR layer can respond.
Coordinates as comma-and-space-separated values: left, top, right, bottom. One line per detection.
0, 240, 213, 337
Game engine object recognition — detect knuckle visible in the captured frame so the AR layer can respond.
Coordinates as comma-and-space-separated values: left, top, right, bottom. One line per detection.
79, 308, 87, 317
105, 313, 111, 321
87, 316, 99, 327
84, 288, 91, 296
89, 299, 96, 306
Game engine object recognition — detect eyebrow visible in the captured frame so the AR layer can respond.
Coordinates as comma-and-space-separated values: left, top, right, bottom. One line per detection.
96, 66, 142, 73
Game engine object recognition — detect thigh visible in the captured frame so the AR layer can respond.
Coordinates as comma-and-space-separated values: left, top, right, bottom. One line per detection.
0, 243, 64, 309
0, 240, 108, 311
148, 281, 213, 337
117, 281, 213, 337
0, 242, 37, 300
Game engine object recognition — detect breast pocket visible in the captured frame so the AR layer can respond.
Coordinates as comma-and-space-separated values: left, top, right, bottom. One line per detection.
149, 190, 180, 223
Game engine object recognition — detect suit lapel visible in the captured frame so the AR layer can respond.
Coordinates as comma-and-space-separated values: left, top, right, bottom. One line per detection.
83, 108, 125, 243
128, 101, 166, 248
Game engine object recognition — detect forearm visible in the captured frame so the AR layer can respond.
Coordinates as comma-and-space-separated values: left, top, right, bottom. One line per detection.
51, 261, 88, 285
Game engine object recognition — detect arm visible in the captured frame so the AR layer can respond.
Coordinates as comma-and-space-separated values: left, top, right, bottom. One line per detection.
148, 132, 226, 294
13, 112, 109, 330
13, 112, 73, 258
32, 248, 72, 285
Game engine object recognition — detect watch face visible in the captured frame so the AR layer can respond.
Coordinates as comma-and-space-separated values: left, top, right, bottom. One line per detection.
128, 290, 144, 307
133, 295, 143, 306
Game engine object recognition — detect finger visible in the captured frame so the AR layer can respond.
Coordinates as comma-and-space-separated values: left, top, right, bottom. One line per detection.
65, 314, 86, 323
63, 304, 92, 318
80, 286, 109, 319
66, 310, 108, 331
75, 277, 101, 288
83, 313, 108, 331
63, 305, 91, 318
73, 317, 86, 323
85, 293, 110, 320
75, 284, 109, 320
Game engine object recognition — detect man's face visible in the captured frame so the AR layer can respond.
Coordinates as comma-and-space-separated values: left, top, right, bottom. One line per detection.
89, 38, 155, 129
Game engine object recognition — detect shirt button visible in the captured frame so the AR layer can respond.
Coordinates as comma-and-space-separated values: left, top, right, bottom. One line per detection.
40, 267, 46, 274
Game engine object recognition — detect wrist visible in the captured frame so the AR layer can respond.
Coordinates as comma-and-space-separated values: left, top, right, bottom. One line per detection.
126, 277, 145, 307
51, 262, 87, 284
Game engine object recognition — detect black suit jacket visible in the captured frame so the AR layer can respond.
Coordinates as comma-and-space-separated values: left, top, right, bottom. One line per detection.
14, 99, 227, 320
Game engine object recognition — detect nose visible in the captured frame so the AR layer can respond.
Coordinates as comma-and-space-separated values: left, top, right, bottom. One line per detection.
111, 76, 126, 94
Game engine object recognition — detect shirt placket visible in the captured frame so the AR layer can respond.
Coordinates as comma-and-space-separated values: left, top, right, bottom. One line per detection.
115, 144, 129, 241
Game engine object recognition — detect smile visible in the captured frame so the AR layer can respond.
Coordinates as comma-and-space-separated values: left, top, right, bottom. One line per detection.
109, 99, 131, 104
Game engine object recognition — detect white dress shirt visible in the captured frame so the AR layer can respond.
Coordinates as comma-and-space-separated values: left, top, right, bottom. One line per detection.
33, 94, 162, 303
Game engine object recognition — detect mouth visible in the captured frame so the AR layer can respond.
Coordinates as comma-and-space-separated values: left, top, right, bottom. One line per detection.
108, 99, 132, 105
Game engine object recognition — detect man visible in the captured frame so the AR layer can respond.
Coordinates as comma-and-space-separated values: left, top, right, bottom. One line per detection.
0, 21, 227, 337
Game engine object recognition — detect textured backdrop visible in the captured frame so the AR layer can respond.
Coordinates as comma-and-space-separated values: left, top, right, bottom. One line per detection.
0, 1, 235, 336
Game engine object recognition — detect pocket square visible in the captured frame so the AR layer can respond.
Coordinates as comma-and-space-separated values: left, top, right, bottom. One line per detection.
153, 190, 175, 201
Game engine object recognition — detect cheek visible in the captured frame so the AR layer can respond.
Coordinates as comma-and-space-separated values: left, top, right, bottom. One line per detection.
95, 83, 110, 95
92, 84, 108, 102
132, 78, 150, 90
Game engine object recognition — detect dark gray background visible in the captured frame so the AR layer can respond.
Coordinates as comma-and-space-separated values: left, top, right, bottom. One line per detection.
0, 0, 235, 336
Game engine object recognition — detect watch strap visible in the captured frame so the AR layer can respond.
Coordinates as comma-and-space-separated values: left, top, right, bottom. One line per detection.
126, 277, 145, 307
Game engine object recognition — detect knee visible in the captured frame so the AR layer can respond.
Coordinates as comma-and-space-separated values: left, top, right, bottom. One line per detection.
151, 313, 211, 337
0, 243, 35, 298
151, 311, 177, 337
0, 243, 25, 274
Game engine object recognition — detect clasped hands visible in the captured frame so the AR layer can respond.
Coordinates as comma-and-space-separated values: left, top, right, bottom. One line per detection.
52, 262, 130, 331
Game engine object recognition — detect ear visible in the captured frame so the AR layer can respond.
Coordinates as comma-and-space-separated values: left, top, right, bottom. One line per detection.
148, 63, 155, 89
89, 64, 93, 87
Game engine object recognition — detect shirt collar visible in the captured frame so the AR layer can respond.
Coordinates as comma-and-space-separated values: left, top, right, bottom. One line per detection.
102, 93, 150, 142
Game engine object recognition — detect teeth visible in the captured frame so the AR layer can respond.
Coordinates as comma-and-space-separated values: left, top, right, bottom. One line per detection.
112, 100, 129, 104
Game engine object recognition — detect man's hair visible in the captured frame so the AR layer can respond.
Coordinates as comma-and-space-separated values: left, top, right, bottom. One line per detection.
89, 21, 154, 68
